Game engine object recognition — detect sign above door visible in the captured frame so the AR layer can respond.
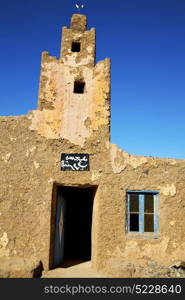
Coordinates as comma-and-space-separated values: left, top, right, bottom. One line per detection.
61, 154, 90, 171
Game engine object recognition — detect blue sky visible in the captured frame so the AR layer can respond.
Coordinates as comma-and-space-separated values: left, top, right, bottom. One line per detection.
0, 0, 185, 158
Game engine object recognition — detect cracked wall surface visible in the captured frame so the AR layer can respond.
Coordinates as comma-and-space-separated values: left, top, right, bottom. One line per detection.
1, 115, 185, 277
29, 14, 110, 147
29, 54, 110, 146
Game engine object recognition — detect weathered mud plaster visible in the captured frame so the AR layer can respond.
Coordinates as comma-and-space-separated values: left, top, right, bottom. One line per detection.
109, 143, 148, 173
0, 14, 185, 278
159, 184, 176, 196
29, 53, 110, 146
0, 233, 9, 257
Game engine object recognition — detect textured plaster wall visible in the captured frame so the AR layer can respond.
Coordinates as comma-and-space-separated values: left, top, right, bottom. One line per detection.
0, 116, 185, 277
29, 49, 110, 146
92, 142, 185, 277
61, 27, 96, 66
29, 13, 110, 147
0, 115, 110, 276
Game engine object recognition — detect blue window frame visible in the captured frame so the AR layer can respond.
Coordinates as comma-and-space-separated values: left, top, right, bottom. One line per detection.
126, 191, 159, 234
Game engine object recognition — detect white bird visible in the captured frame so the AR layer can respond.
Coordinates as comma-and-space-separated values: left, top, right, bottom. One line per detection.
75, 4, 84, 12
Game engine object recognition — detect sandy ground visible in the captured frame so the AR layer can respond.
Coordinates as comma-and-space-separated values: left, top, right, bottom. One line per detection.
42, 261, 108, 278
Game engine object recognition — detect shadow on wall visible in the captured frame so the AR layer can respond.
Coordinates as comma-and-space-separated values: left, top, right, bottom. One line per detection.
32, 261, 44, 278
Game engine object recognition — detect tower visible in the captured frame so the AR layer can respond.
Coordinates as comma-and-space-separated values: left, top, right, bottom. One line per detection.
30, 14, 111, 147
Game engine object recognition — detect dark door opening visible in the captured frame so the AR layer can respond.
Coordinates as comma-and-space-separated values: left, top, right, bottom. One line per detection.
53, 186, 96, 268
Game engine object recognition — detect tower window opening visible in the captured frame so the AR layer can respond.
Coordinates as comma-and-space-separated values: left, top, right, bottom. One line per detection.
72, 42, 81, 52
74, 81, 85, 94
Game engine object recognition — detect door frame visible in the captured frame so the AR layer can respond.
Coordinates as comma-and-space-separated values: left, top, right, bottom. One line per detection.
49, 183, 98, 269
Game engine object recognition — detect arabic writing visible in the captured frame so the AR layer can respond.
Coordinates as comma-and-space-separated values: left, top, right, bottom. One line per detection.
61, 154, 89, 171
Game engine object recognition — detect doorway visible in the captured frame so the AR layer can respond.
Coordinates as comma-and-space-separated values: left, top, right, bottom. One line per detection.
52, 186, 96, 268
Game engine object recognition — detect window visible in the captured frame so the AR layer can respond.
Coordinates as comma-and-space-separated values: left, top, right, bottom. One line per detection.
126, 191, 159, 234
71, 42, 81, 52
74, 80, 85, 94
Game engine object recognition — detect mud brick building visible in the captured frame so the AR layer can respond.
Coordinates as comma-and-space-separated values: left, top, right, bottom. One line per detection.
0, 14, 185, 278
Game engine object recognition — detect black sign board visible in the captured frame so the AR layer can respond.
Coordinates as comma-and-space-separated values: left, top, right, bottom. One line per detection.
61, 154, 90, 171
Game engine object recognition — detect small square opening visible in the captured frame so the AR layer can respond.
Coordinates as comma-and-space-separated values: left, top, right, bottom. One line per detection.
71, 42, 81, 52
74, 81, 85, 94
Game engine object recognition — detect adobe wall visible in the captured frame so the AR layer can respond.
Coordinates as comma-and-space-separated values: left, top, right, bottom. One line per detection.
30, 52, 110, 146
0, 114, 185, 277
33, 14, 110, 147
93, 143, 185, 277
0, 13, 112, 276
0, 110, 109, 277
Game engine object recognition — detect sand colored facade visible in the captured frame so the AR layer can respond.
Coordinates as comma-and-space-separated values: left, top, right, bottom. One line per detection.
0, 14, 185, 278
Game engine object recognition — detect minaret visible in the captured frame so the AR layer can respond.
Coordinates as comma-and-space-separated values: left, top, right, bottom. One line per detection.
61, 14, 95, 66
30, 14, 111, 147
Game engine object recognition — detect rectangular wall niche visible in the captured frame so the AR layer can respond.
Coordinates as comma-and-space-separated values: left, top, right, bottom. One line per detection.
71, 42, 81, 52
61, 153, 89, 171
74, 80, 85, 94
